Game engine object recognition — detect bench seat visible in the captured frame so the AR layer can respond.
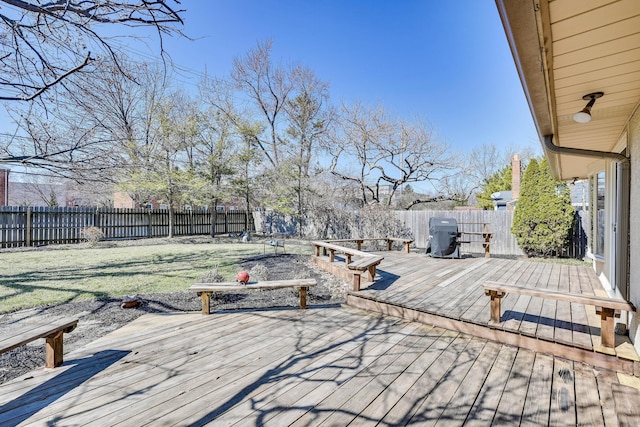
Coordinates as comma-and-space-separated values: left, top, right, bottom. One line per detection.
190, 279, 317, 314
347, 256, 384, 291
0, 317, 79, 368
483, 282, 636, 348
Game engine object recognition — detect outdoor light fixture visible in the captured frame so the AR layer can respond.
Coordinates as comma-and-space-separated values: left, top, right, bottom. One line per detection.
573, 92, 604, 123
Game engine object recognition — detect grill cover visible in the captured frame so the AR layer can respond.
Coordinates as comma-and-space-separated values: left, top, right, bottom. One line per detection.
425, 217, 460, 258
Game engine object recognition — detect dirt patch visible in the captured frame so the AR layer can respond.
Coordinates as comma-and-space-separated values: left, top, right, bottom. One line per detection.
0, 254, 346, 385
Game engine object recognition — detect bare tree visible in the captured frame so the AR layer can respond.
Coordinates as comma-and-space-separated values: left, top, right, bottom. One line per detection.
119, 90, 198, 237
230, 39, 293, 167
0, 0, 185, 102
2, 61, 168, 181
329, 102, 454, 207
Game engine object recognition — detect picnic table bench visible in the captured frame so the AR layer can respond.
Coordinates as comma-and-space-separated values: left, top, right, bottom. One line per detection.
0, 317, 79, 368
190, 279, 317, 314
483, 282, 636, 348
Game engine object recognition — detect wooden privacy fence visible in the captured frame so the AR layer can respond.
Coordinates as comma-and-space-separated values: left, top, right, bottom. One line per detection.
394, 210, 521, 257
0, 207, 255, 248
394, 210, 590, 258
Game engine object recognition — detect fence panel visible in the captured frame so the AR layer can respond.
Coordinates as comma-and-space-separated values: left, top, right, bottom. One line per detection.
394, 210, 589, 258
394, 210, 523, 257
0, 207, 255, 247
0, 206, 26, 247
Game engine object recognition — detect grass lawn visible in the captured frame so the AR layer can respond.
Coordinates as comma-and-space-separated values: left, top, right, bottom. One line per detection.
0, 238, 312, 314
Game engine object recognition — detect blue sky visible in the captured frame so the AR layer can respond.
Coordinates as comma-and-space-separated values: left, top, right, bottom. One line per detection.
152, 0, 540, 156
1, 1, 540, 175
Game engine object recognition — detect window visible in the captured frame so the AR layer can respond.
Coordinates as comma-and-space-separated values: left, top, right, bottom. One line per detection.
594, 172, 605, 257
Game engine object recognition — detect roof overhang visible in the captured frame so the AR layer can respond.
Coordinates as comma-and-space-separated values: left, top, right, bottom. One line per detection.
496, 0, 640, 180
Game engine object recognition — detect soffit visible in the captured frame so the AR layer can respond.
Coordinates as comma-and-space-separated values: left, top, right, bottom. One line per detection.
497, 0, 640, 180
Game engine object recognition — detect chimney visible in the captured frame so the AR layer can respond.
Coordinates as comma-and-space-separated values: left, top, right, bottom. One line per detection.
511, 154, 521, 201
0, 168, 9, 206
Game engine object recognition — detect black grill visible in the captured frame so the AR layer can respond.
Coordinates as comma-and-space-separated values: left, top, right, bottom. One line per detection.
425, 217, 460, 258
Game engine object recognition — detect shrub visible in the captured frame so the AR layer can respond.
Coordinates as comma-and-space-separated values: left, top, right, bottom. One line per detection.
304, 202, 413, 242
249, 263, 270, 281
81, 227, 104, 246
198, 265, 225, 283
511, 158, 575, 257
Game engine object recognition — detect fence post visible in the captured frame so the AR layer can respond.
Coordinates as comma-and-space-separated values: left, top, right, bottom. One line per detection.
148, 209, 153, 238
26, 207, 32, 247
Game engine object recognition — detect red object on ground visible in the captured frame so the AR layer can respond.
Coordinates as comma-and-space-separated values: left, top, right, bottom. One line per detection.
237, 271, 250, 284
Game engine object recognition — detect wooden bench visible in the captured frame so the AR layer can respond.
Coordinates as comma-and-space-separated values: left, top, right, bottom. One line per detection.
483, 282, 636, 348
347, 256, 384, 291
457, 222, 492, 258
311, 241, 384, 291
0, 317, 79, 368
312, 241, 372, 262
323, 237, 413, 253
190, 279, 317, 314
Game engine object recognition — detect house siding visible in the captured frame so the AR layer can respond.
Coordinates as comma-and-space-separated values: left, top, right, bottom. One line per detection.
628, 107, 640, 350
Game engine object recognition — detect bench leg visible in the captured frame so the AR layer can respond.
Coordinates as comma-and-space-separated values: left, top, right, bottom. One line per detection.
356, 240, 362, 251
201, 292, 211, 315
353, 273, 361, 291
45, 331, 64, 368
486, 290, 504, 323
367, 266, 376, 282
404, 242, 410, 254
599, 307, 616, 348
298, 287, 308, 309
346, 254, 352, 265
329, 249, 335, 262
387, 239, 393, 251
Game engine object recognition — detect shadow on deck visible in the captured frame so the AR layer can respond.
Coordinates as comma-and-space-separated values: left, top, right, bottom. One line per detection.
313, 250, 639, 375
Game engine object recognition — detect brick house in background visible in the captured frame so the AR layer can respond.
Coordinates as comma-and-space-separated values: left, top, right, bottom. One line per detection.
0, 169, 112, 207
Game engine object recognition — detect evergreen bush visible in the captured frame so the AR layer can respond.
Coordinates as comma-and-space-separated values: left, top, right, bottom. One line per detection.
511, 158, 575, 257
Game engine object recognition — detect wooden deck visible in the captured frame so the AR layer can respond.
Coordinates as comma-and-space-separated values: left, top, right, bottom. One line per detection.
337, 251, 640, 372
1, 307, 636, 426
2, 252, 640, 425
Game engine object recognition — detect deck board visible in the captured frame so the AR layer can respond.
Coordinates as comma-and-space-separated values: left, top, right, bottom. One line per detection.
548, 358, 577, 425
494, 348, 535, 424
521, 353, 554, 426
